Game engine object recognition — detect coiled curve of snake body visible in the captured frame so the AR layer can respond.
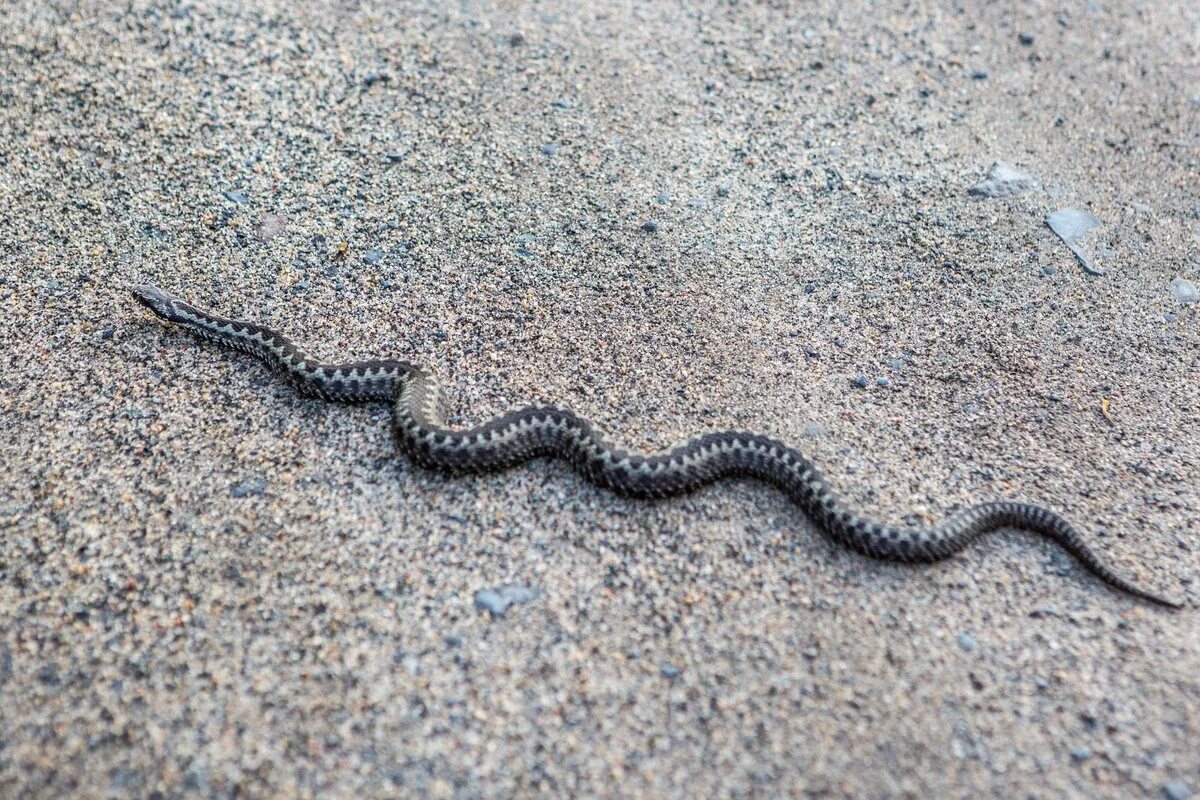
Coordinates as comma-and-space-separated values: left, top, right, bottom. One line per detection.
131, 285, 1181, 608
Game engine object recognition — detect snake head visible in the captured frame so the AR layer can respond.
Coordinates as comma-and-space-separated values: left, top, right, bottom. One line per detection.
131, 285, 181, 321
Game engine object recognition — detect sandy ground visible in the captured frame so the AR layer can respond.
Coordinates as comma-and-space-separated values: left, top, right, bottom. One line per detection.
2, 1, 1199, 797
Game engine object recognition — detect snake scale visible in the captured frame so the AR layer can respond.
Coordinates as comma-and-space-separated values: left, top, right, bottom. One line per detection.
132, 285, 1181, 608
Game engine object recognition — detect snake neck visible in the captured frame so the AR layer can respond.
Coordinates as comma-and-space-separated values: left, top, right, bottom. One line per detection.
133, 284, 423, 403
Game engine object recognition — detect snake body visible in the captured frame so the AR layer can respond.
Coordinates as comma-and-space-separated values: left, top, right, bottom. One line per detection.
132, 285, 1180, 607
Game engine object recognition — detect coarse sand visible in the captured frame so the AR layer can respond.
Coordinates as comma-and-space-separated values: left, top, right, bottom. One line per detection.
2, 1, 1198, 797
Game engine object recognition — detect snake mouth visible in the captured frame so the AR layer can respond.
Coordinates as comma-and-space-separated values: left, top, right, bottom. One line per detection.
131, 284, 178, 320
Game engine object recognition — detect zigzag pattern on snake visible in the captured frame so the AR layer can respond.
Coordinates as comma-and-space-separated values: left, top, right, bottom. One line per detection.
132, 285, 1181, 608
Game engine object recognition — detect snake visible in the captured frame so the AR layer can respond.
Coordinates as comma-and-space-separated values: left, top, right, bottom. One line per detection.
131, 285, 1182, 608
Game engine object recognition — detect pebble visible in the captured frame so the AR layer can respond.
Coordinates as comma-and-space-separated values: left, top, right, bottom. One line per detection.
1070, 747, 1092, 762
1019, 33, 1035, 45
661, 664, 681, 678
971, 70, 989, 80
474, 585, 540, 617
641, 220, 659, 233
875, 376, 889, 387
1170, 277, 1198, 303
230, 476, 268, 498
957, 632, 976, 651
852, 375, 869, 389
222, 190, 249, 204
968, 162, 1037, 198
1045, 209, 1105, 275
255, 214, 287, 243
1163, 781, 1193, 800
539, 143, 562, 156
716, 185, 730, 197
803, 421, 826, 438
864, 169, 886, 182
363, 250, 385, 266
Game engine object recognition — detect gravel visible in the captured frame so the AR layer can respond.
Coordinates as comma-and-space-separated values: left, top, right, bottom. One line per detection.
2, 1, 1197, 798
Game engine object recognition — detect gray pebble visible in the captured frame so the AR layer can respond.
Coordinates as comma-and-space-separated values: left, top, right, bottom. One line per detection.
539, 142, 562, 156
1019, 32, 1035, 44
876, 376, 890, 387
1071, 747, 1091, 762
716, 185, 730, 197
957, 632, 976, 651
230, 476, 268, 498
362, 250, 384, 266
474, 585, 540, 617
1046, 209, 1105, 275
969, 162, 1037, 198
222, 190, 249, 204
641, 220, 659, 233
1163, 781, 1193, 800
1170, 277, 1197, 303
853, 375, 869, 389
803, 421, 826, 438
656, 191, 669, 204
864, 169, 886, 182
255, 214, 287, 243
661, 664, 680, 678
971, 70, 989, 79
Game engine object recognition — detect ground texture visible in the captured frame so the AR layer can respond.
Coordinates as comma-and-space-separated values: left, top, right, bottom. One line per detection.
2, 1, 1198, 797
